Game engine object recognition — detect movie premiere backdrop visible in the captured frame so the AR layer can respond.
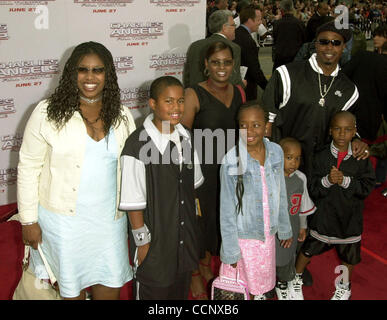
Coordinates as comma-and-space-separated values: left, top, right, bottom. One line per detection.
0, 0, 205, 206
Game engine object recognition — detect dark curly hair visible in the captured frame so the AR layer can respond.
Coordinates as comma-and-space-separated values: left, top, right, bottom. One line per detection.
47, 41, 124, 134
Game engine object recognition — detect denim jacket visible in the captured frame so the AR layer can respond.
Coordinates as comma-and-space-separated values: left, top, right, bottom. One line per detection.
219, 138, 292, 264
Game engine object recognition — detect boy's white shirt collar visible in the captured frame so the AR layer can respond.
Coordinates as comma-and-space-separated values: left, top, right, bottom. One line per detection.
143, 113, 190, 155
309, 53, 340, 77
330, 141, 353, 160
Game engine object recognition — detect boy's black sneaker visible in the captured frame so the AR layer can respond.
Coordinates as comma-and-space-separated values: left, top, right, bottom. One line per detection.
275, 281, 290, 300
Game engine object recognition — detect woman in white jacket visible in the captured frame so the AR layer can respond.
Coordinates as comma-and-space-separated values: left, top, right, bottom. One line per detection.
17, 41, 136, 300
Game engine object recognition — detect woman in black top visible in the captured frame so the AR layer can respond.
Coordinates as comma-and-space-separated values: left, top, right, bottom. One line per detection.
181, 41, 244, 299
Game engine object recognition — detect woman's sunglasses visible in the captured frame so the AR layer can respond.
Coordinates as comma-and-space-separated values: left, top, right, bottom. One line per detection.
77, 67, 105, 74
316, 39, 342, 46
209, 59, 233, 67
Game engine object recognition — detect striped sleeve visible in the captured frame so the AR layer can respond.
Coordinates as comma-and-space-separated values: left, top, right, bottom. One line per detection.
194, 150, 204, 189
262, 68, 284, 123
295, 170, 316, 216
277, 65, 291, 110
341, 84, 359, 111
339, 176, 351, 189
321, 175, 334, 188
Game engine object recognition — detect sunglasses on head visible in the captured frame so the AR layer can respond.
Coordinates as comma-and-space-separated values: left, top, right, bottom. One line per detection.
77, 67, 105, 74
317, 39, 343, 46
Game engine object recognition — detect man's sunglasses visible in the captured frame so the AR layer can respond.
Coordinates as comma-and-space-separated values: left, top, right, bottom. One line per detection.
77, 67, 105, 74
316, 39, 342, 46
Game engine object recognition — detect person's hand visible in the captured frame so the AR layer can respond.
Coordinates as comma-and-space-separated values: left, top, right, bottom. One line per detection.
280, 237, 293, 248
336, 170, 344, 185
22, 223, 42, 250
329, 166, 343, 184
137, 243, 150, 266
231, 263, 237, 268
242, 79, 247, 87
328, 166, 337, 184
351, 139, 370, 160
298, 228, 307, 242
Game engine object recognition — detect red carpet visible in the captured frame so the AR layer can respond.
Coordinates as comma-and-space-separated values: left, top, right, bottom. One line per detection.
303, 178, 387, 300
1, 182, 386, 300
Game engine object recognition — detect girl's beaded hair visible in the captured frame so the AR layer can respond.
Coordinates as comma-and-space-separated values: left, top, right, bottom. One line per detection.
235, 101, 268, 215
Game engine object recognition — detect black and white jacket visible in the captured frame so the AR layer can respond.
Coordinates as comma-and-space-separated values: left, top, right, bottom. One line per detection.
263, 53, 359, 178
308, 142, 375, 242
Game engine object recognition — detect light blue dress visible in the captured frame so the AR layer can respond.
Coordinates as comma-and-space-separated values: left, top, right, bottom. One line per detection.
30, 129, 132, 298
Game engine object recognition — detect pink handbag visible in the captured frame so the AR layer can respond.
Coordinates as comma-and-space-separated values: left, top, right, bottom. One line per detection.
211, 263, 250, 300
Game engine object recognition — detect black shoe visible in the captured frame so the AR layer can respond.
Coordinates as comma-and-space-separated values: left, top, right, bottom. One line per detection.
302, 267, 313, 286
375, 182, 383, 189
264, 288, 276, 299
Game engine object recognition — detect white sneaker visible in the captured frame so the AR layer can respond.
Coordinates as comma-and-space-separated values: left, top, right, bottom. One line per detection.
289, 274, 304, 300
275, 281, 290, 300
254, 294, 267, 300
331, 283, 351, 300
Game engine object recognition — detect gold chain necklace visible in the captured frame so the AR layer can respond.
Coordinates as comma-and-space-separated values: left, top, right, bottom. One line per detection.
318, 71, 335, 107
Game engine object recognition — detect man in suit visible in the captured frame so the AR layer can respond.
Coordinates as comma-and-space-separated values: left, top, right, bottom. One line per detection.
206, 0, 228, 37
272, 0, 306, 70
342, 49, 387, 143
342, 40, 387, 190
183, 9, 244, 88
233, 4, 268, 101
305, 1, 330, 43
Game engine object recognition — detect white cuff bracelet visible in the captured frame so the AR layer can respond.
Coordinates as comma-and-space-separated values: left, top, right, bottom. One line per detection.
131, 224, 151, 246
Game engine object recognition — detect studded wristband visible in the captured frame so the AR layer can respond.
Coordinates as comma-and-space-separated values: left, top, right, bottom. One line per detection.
131, 224, 151, 246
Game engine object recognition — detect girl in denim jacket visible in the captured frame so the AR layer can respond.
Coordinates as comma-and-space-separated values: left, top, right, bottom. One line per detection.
219, 102, 293, 300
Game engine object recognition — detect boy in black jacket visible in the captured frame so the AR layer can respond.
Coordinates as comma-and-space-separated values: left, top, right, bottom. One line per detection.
291, 111, 375, 300
119, 76, 204, 299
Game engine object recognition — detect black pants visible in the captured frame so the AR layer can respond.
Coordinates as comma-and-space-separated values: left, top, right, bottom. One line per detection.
134, 271, 192, 300
301, 234, 361, 266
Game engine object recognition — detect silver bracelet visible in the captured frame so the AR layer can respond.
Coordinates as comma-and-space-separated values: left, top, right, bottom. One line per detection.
21, 221, 38, 226
131, 224, 151, 246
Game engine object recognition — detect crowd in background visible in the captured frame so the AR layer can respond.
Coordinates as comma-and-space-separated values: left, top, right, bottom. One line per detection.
13, 0, 386, 302
207, 0, 386, 38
